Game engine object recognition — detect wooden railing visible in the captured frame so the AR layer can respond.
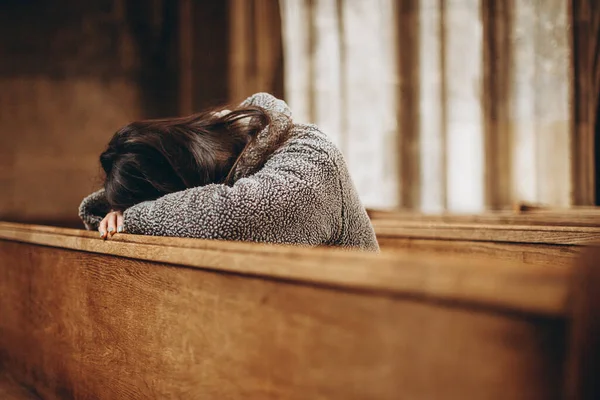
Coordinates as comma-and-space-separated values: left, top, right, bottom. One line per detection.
0, 221, 598, 399
368, 207, 600, 227
370, 209, 600, 267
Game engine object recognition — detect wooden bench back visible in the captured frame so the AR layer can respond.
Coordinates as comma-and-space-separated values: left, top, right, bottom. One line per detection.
369, 210, 600, 267
0, 222, 598, 399
368, 207, 600, 227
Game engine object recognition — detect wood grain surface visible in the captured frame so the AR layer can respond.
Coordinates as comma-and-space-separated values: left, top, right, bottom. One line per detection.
566, 244, 600, 399
376, 237, 580, 268
0, 239, 569, 400
373, 220, 600, 245
369, 210, 600, 268
368, 208, 600, 227
0, 222, 572, 317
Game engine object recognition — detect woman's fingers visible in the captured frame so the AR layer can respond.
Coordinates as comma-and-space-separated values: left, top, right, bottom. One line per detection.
99, 215, 108, 239
107, 212, 117, 236
116, 212, 124, 233
99, 211, 124, 240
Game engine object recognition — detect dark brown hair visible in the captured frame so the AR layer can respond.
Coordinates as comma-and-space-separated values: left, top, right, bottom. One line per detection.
100, 106, 270, 211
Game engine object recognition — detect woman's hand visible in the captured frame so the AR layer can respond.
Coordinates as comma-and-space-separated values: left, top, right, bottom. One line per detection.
99, 210, 124, 239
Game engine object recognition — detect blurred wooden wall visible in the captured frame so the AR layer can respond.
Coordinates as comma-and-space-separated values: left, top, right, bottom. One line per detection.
0, 0, 283, 227
227, 0, 284, 103
0, 1, 149, 226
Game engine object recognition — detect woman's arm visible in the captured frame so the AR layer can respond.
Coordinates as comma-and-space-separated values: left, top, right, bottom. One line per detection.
79, 189, 111, 231
122, 135, 343, 246
78, 92, 291, 232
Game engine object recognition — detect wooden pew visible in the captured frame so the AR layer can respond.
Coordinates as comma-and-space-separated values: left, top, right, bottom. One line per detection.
368, 207, 600, 227
369, 209, 600, 267
0, 221, 598, 399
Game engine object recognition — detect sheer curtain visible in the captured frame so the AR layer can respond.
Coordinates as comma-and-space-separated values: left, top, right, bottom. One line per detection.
279, 0, 574, 212
281, 0, 399, 209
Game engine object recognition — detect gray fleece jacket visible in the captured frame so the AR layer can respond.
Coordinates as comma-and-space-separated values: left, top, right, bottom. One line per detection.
79, 93, 379, 252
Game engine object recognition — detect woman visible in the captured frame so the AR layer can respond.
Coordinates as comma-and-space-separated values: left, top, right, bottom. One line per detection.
79, 93, 379, 251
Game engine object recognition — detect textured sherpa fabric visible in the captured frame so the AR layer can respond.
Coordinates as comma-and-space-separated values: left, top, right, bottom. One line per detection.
79, 93, 379, 252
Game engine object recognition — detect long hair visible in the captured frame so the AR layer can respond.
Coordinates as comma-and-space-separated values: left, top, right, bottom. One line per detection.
100, 106, 270, 211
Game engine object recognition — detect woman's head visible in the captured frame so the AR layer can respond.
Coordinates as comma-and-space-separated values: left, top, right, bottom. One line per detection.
100, 106, 270, 211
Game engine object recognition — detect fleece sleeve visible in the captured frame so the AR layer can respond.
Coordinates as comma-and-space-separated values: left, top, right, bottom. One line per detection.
122, 137, 343, 246
240, 92, 292, 116
78, 189, 111, 231
78, 93, 289, 232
